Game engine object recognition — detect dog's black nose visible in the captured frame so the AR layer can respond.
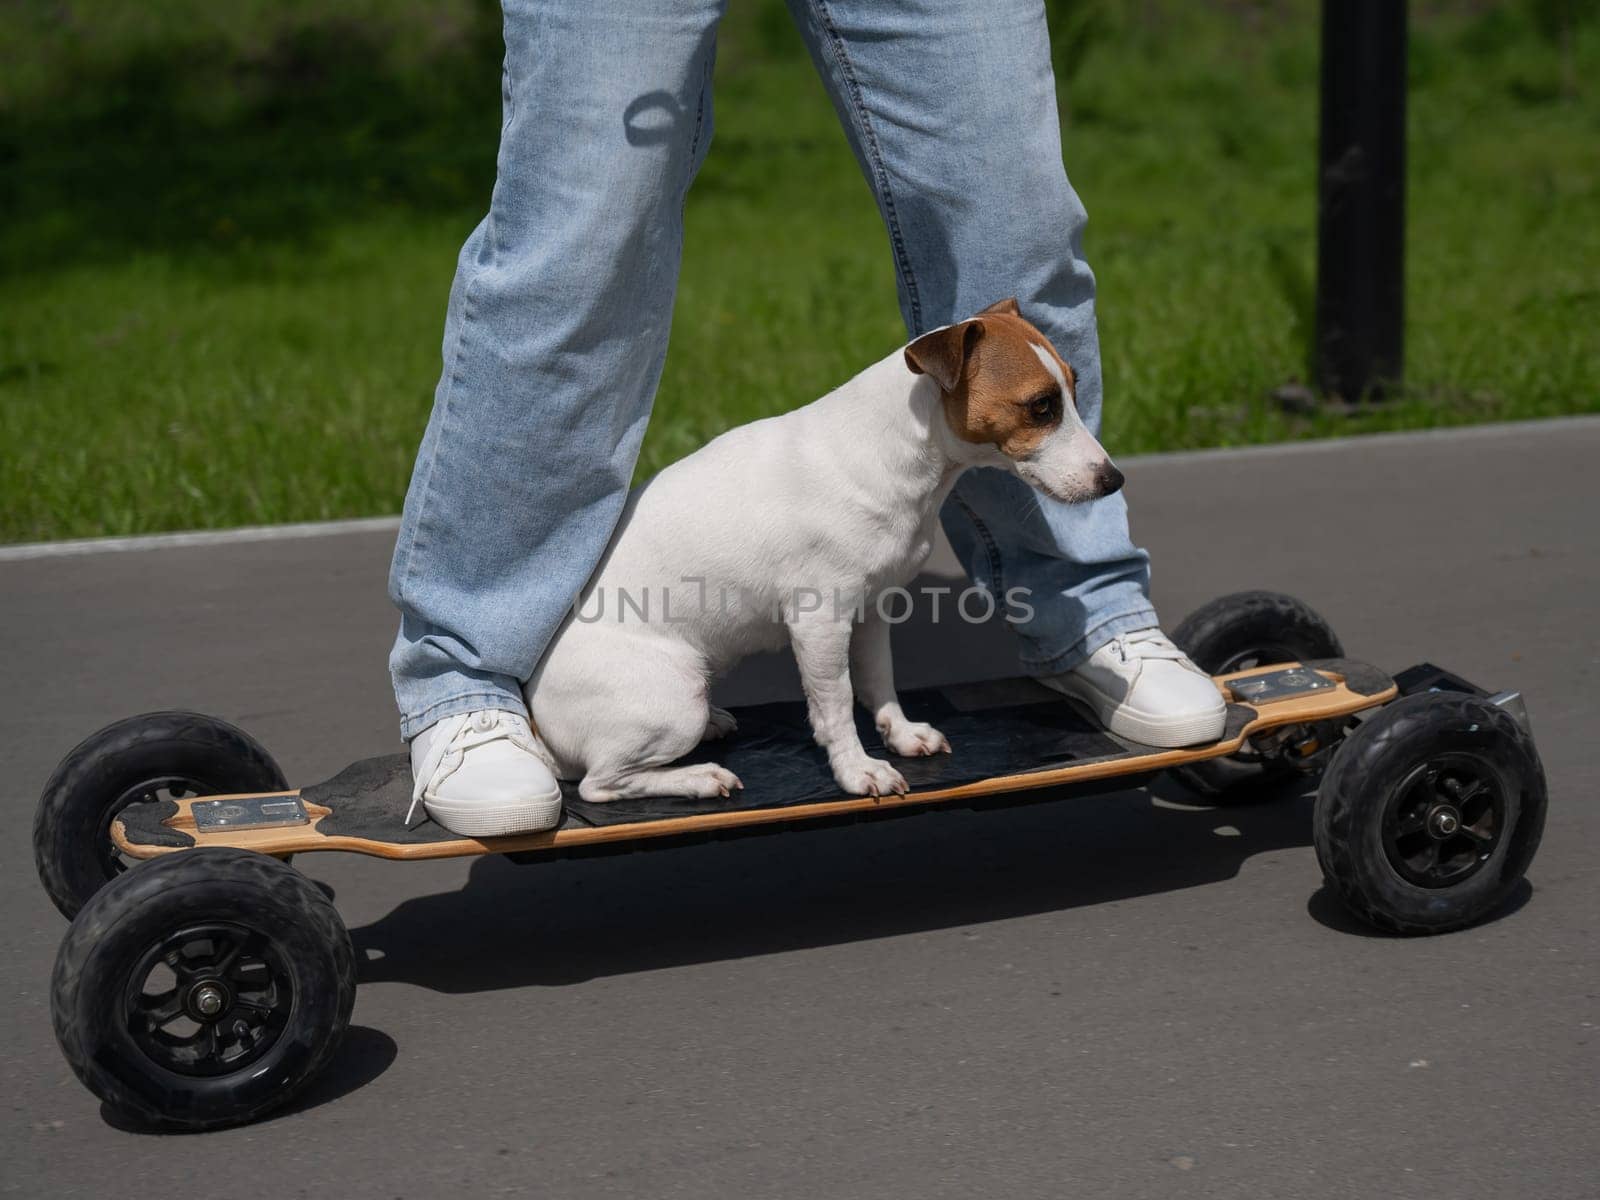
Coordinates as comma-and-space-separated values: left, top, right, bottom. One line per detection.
1095, 461, 1125, 496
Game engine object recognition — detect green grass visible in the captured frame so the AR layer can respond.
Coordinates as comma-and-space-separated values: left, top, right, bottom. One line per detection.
2, 0, 1597, 542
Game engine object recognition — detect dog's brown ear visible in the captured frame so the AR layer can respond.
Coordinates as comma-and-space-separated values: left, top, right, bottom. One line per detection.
904, 321, 983, 392
979, 297, 1021, 317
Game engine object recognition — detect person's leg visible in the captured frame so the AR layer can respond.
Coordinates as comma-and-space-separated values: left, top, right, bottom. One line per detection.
389, 0, 726, 741
783, 0, 1156, 674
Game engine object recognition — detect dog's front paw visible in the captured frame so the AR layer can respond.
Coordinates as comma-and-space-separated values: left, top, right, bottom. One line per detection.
834, 757, 908, 798
882, 720, 951, 758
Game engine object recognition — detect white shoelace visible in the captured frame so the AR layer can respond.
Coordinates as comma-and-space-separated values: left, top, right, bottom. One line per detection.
406, 710, 543, 824
1107, 628, 1191, 664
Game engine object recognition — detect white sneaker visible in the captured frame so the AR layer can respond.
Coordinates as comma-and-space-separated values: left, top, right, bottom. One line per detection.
406, 709, 563, 836
1039, 628, 1227, 748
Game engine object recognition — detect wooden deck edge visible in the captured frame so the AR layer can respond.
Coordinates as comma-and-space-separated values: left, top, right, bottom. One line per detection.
113, 671, 1396, 863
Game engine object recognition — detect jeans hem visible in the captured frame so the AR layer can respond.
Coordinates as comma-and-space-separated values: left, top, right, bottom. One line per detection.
1018, 606, 1161, 676
398, 691, 528, 742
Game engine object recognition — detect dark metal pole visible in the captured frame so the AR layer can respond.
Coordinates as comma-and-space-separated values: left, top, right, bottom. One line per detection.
1315, 0, 1406, 404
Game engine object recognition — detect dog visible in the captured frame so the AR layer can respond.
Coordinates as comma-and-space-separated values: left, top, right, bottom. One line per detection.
525, 298, 1124, 801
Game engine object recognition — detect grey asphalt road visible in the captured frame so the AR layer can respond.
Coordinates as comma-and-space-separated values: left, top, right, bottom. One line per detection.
3, 419, 1597, 1199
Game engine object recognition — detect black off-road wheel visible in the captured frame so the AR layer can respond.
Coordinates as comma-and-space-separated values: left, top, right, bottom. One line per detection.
1313, 692, 1546, 935
1170, 591, 1344, 802
51, 848, 355, 1131
33, 712, 288, 919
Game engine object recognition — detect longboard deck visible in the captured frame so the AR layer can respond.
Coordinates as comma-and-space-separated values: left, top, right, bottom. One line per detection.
113, 660, 1396, 862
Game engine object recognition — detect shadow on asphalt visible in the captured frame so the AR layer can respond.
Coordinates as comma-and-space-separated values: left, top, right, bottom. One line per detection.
349, 777, 1338, 995
1303, 877, 1534, 938
97, 1025, 399, 1135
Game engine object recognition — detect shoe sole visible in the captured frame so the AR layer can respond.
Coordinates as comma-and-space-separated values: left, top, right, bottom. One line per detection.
421, 788, 564, 837
1046, 679, 1227, 749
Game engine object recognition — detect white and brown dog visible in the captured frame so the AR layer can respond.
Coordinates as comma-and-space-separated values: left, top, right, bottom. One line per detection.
523, 298, 1126, 802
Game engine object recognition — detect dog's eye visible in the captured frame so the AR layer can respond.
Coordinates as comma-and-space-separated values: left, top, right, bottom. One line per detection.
1028, 394, 1056, 423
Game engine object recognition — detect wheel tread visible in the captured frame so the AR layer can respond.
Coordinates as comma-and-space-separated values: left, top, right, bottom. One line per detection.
1313, 692, 1546, 935
51, 848, 353, 1131
1169, 591, 1343, 801
33, 712, 287, 918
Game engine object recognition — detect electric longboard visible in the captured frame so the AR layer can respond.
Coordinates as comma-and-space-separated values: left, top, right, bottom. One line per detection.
32, 592, 1548, 1133
108, 660, 1393, 863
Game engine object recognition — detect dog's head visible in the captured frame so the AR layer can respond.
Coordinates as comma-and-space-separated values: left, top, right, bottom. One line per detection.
904, 298, 1123, 503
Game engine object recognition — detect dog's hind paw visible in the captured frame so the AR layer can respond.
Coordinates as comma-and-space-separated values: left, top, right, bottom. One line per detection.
665, 763, 742, 798
882, 720, 951, 758
676, 763, 743, 797
834, 757, 909, 798
580, 762, 743, 802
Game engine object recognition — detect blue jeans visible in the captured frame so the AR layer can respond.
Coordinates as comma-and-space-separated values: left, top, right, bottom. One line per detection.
388, 0, 1157, 739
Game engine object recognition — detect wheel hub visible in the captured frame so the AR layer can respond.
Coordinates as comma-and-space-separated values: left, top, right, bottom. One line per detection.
1383, 756, 1505, 889
1427, 804, 1461, 837
125, 922, 292, 1078
186, 979, 232, 1020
